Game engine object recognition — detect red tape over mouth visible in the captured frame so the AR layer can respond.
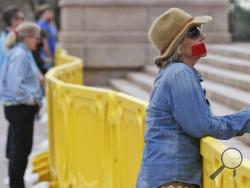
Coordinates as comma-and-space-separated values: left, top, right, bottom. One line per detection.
191, 42, 207, 57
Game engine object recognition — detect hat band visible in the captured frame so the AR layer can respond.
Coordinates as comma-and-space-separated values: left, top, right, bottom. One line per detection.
160, 17, 194, 55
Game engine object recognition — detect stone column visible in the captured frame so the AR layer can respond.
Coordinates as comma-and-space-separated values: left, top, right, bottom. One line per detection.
59, 0, 230, 86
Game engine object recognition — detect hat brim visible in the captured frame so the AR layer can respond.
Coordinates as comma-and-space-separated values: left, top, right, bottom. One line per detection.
154, 15, 212, 66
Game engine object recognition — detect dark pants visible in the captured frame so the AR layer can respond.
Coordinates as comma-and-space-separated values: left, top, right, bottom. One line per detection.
4, 105, 38, 188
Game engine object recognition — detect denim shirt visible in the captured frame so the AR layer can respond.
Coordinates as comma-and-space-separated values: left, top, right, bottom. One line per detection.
38, 18, 57, 59
0, 31, 8, 71
0, 43, 42, 105
136, 62, 250, 188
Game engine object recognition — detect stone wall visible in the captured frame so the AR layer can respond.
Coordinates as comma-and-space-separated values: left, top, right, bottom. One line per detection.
59, 0, 230, 86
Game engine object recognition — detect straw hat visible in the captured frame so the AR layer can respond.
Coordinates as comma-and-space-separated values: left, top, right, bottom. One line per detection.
149, 8, 212, 67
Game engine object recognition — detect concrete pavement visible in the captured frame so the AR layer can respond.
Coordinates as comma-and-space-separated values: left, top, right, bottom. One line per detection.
0, 106, 8, 188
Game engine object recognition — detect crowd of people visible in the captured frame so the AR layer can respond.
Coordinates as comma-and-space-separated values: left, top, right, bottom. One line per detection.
0, 4, 57, 188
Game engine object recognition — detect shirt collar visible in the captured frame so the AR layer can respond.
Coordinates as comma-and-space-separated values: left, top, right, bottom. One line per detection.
193, 68, 203, 82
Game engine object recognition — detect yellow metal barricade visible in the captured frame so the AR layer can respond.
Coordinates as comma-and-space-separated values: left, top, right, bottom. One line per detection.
46, 59, 84, 187
111, 93, 146, 188
32, 48, 250, 188
65, 86, 112, 188
201, 137, 250, 188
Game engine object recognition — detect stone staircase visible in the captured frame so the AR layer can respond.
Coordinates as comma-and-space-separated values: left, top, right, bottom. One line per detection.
109, 43, 250, 151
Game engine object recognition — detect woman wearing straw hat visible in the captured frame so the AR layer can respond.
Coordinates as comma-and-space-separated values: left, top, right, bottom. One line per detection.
136, 8, 250, 188
0, 22, 43, 188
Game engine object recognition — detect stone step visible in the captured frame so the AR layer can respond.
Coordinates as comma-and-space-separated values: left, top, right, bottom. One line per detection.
145, 54, 250, 76
202, 80, 250, 111
129, 67, 249, 112
144, 65, 158, 77
109, 78, 150, 101
201, 54, 250, 74
220, 137, 250, 158
208, 44, 250, 61
196, 63, 250, 92
209, 100, 235, 116
113, 73, 235, 115
127, 72, 154, 91
111, 73, 236, 117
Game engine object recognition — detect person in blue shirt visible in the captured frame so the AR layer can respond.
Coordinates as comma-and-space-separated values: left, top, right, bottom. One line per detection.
0, 5, 24, 71
0, 22, 43, 188
36, 4, 57, 69
136, 8, 250, 188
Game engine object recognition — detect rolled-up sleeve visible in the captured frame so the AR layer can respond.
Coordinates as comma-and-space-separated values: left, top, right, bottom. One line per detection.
169, 69, 250, 139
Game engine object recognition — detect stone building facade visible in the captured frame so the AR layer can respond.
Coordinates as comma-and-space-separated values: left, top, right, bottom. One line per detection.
59, 0, 230, 85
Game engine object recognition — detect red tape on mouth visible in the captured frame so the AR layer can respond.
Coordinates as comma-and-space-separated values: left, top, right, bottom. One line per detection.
191, 43, 207, 57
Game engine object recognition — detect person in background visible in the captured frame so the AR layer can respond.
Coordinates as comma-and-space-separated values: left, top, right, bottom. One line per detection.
136, 8, 250, 188
0, 22, 43, 188
33, 6, 50, 75
36, 4, 57, 69
0, 5, 24, 71
32, 29, 48, 75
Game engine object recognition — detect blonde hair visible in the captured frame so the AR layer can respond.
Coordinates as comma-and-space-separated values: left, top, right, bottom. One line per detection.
159, 45, 182, 69
6, 22, 40, 49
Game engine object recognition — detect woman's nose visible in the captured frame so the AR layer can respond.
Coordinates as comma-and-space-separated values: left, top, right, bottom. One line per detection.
199, 32, 206, 41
